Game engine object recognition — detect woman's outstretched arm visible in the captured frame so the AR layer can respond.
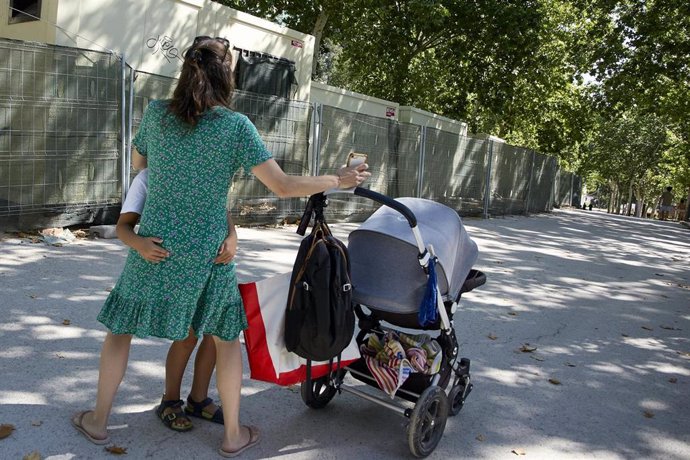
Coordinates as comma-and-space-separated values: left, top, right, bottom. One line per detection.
251, 158, 370, 198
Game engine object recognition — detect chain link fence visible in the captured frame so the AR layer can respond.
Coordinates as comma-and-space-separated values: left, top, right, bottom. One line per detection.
0, 39, 580, 230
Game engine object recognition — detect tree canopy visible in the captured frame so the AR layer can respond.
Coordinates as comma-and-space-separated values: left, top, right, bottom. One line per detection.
217, 0, 690, 208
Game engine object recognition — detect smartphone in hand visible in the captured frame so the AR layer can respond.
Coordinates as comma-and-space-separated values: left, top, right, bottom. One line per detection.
347, 152, 368, 167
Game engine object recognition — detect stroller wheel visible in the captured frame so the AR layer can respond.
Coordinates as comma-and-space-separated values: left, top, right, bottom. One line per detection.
448, 384, 466, 416
407, 386, 449, 458
300, 374, 338, 409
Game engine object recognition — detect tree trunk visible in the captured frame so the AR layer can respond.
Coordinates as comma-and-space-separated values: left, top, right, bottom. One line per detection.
311, 9, 329, 76
607, 181, 616, 214
635, 193, 645, 218
626, 180, 634, 216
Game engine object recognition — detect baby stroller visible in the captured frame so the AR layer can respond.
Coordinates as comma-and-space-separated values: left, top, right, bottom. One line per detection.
298, 188, 486, 458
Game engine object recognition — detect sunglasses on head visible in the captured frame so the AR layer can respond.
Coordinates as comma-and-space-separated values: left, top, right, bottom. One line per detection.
192, 36, 230, 60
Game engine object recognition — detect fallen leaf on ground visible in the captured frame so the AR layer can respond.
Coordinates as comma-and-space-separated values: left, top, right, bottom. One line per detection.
23, 452, 41, 460
508, 312, 518, 316
55, 353, 65, 359
548, 378, 561, 385
29, 294, 37, 299
105, 446, 128, 455
520, 344, 537, 353
677, 351, 690, 358
0, 424, 15, 439
668, 377, 678, 384
30, 420, 42, 426
641, 326, 653, 331
654, 273, 664, 277
494, 261, 504, 264
105, 287, 113, 292
530, 355, 545, 362
660, 325, 680, 330
476, 434, 485, 441
73, 230, 88, 238
621, 333, 629, 337
511, 448, 527, 455
62, 319, 71, 326
565, 362, 576, 367
643, 410, 654, 418
487, 333, 497, 340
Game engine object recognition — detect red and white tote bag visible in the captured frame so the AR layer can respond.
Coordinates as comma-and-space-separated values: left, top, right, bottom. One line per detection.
240, 273, 360, 386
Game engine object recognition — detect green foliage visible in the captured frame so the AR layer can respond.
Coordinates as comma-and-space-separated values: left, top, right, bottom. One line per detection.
215, 0, 689, 191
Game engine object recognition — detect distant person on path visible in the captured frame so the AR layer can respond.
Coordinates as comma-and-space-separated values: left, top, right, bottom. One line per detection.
71, 36, 370, 457
116, 168, 227, 432
658, 186, 674, 221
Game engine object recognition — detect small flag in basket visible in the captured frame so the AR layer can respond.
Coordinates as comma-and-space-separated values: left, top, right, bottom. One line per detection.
240, 273, 360, 386
418, 257, 439, 327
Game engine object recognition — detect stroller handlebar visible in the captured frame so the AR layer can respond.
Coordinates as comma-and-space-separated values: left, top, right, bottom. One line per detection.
352, 187, 417, 228
298, 188, 418, 236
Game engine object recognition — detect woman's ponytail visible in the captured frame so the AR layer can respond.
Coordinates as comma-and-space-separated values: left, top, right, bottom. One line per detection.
169, 39, 235, 126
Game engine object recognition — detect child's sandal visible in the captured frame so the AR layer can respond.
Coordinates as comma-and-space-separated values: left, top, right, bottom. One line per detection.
184, 396, 224, 425
156, 398, 193, 432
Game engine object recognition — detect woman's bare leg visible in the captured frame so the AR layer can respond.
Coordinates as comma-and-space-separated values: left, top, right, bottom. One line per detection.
80, 332, 132, 437
214, 337, 254, 451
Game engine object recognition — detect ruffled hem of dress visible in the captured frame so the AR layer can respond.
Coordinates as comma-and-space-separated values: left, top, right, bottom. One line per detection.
97, 286, 248, 342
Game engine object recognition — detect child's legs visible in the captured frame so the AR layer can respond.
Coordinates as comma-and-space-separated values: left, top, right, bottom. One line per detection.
214, 337, 245, 449
189, 334, 217, 402
165, 328, 198, 401
83, 332, 132, 434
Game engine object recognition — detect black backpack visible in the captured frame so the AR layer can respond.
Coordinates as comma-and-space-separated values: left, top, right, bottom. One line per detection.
285, 196, 355, 362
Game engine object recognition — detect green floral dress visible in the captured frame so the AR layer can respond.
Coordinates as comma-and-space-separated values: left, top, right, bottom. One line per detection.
97, 100, 272, 341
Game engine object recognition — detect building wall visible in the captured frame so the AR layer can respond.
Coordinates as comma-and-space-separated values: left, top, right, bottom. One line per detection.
398, 106, 468, 136
310, 81, 399, 120
0, 0, 315, 100
0, 0, 58, 43
198, 4, 314, 101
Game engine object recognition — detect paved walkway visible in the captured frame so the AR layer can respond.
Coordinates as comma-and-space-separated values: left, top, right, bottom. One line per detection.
0, 209, 689, 459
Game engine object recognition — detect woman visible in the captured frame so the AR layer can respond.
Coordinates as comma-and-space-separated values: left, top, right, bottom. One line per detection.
71, 36, 370, 457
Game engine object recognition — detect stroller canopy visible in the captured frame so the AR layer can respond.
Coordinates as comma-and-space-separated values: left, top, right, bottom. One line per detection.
348, 198, 478, 314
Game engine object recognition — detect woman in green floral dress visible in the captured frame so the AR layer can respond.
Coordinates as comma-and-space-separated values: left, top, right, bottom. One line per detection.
71, 36, 370, 457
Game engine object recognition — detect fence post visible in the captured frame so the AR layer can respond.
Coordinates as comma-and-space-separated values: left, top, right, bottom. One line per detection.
124, 65, 134, 196
416, 126, 426, 198
524, 149, 536, 215
120, 54, 127, 204
310, 102, 323, 176
483, 139, 493, 219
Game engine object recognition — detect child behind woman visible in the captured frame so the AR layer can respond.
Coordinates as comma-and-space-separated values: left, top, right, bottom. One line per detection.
117, 168, 233, 431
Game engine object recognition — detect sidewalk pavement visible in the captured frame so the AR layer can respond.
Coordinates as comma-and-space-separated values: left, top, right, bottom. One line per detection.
1, 209, 689, 460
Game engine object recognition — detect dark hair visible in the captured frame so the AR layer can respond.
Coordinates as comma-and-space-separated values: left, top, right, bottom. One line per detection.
666, 186, 673, 191
168, 37, 235, 126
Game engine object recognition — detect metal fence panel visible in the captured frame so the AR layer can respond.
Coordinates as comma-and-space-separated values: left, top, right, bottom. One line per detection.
230, 90, 312, 223
0, 39, 581, 230
529, 153, 558, 212
488, 143, 531, 215
422, 129, 488, 215
0, 39, 121, 229
318, 105, 400, 219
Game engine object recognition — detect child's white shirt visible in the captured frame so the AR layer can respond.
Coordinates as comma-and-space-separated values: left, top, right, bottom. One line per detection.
121, 168, 149, 215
